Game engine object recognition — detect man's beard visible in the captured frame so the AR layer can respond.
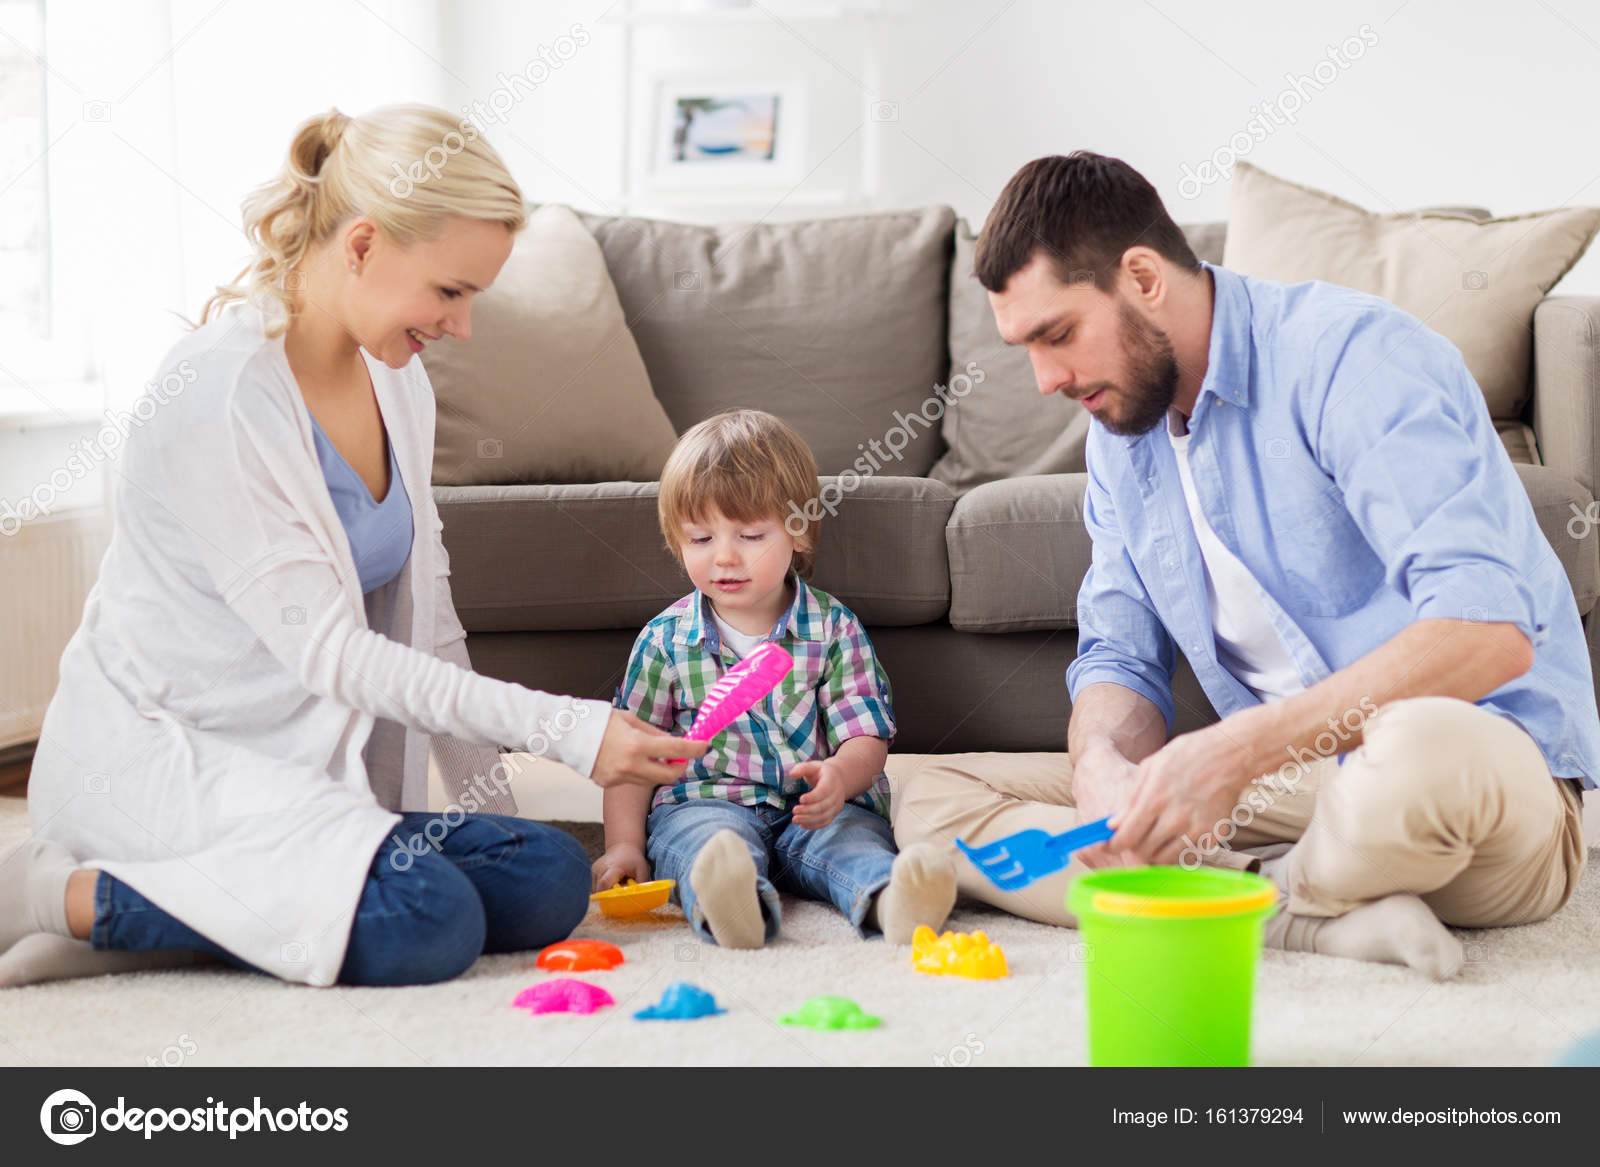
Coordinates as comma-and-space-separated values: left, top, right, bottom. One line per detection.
1089, 299, 1181, 437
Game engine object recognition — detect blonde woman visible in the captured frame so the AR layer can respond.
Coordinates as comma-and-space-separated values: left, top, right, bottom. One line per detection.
0, 105, 705, 988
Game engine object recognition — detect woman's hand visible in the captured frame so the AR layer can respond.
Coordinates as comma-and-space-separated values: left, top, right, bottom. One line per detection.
589, 709, 708, 790
592, 842, 651, 892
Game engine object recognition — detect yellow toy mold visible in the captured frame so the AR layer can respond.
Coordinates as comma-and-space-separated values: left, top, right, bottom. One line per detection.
910, 925, 1009, 979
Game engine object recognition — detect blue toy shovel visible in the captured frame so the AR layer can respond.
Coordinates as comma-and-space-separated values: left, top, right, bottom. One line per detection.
955, 817, 1116, 892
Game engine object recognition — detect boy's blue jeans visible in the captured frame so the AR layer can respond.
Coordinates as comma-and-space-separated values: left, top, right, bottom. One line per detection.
90, 813, 592, 986
646, 799, 897, 943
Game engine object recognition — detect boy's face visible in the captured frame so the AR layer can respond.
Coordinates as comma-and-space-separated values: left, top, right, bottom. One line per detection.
679, 506, 799, 626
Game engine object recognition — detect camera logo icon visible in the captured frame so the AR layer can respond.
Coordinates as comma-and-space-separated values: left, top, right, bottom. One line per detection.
870, 101, 899, 122
281, 605, 306, 625
674, 270, 702, 291
1462, 270, 1489, 291
82, 100, 111, 122
83, 772, 111, 795
674, 942, 699, 962
1265, 437, 1291, 460
40, 1088, 97, 1145
476, 437, 503, 459
280, 941, 309, 964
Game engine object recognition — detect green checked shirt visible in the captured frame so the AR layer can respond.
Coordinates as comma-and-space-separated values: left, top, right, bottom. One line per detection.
614, 575, 896, 817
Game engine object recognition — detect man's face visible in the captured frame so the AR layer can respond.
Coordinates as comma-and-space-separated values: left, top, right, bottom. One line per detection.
989, 252, 1179, 436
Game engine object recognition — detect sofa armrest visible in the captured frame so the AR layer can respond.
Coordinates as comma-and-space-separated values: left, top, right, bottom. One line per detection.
1532, 296, 1600, 497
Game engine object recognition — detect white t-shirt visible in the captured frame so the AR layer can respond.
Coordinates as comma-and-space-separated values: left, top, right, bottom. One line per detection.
712, 608, 767, 659
1166, 408, 1304, 703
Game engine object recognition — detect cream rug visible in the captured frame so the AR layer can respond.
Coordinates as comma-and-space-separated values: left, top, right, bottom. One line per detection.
3, 783, 1599, 1068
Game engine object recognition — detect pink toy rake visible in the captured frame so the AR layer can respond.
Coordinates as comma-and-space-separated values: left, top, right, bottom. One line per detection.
667, 642, 795, 764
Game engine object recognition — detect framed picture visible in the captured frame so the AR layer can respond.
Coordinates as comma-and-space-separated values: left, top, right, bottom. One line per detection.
647, 78, 807, 188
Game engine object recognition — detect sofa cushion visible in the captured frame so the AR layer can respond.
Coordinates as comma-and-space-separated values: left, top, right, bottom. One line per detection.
1516, 463, 1599, 617
1223, 161, 1600, 420
946, 466, 1598, 634
421, 205, 678, 486
435, 475, 955, 633
947, 474, 1090, 633
577, 206, 956, 478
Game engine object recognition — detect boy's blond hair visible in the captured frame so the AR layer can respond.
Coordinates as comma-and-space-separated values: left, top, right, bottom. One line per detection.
658, 410, 822, 579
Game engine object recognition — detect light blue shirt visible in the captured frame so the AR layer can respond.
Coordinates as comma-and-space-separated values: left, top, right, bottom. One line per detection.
1066, 262, 1600, 788
308, 413, 413, 595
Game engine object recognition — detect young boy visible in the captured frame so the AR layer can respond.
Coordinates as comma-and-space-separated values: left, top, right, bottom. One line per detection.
595, 409, 957, 949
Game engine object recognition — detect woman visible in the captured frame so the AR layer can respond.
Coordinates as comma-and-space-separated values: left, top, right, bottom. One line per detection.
0, 105, 703, 988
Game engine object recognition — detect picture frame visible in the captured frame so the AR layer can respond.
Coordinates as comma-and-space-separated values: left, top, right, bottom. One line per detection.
646, 77, 808, 189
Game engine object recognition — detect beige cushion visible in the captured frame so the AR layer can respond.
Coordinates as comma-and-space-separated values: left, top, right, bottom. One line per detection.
578, 206, 955, 478
1223, 161, 1600, 420
422, 204, 678, 486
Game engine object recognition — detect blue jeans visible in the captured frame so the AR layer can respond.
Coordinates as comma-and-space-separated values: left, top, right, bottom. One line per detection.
90, 813, 591, 986
646, 799, 897, 944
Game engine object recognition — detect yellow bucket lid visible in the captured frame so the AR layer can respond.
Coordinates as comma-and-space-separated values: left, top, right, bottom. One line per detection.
1090, 883, 1277, 919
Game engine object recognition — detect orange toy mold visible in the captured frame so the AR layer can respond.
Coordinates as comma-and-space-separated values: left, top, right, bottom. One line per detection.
536, 939, 624, 971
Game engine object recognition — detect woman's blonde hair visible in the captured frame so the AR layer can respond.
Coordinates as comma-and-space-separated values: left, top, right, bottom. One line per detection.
659, 410, 823, 579
195, 103, 527, 337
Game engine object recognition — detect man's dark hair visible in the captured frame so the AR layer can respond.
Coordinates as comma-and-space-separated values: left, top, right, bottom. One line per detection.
974, 151, 1201, 294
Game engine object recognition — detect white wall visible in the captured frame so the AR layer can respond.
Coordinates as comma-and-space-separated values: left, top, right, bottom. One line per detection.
436, 0, 1600, 293
9, 0, 1598, 513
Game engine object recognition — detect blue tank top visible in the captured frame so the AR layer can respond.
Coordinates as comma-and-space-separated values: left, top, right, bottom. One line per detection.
308, 412, 413, 594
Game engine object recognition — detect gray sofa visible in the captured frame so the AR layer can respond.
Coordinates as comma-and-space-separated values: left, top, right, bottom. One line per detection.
432, 206, 1600, 753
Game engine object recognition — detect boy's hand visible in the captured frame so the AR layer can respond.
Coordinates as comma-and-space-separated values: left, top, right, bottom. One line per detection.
590, 710, 709, 789
789, 760, 847, 830
592, 842, 650, 892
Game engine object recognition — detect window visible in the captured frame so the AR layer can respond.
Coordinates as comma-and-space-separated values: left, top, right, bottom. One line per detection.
0, 0, 49, 347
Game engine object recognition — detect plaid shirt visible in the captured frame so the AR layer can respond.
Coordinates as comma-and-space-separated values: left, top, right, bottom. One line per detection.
614, 576, 895, 816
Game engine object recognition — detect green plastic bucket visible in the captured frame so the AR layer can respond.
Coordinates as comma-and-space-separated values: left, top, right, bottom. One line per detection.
1068, 867, 1278, 1067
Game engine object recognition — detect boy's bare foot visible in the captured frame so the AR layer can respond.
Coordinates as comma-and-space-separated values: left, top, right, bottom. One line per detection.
1260, 852, 1464, 981
872, 843, 958, 944
689, 829, 766, 949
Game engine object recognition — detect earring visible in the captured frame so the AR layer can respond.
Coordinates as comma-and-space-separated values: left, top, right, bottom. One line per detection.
349, 264, 357, 273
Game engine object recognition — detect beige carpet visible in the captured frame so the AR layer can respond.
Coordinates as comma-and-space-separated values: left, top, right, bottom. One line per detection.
3, 789, 1599, 1067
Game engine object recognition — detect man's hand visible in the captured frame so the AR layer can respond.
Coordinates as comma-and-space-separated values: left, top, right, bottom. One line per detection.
1069, 743, 1144, 869
789, 760, 847, 830
592, 842, 651, 892
1107, 725, 1255, 865
589, 709, 709, 789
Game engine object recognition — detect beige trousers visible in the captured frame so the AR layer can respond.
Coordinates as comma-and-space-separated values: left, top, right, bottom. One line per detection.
888, 697, 1588, 928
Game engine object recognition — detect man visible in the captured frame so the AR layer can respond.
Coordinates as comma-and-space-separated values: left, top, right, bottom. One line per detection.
890, 152, 1593, 980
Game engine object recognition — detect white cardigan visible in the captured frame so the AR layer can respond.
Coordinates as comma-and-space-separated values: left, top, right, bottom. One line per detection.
27, 302, 611, 986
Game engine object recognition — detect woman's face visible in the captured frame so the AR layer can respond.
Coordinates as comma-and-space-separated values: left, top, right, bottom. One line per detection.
345, 215, 514, 369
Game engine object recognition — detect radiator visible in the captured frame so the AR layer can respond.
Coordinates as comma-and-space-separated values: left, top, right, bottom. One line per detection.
0, 509, 109, 749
